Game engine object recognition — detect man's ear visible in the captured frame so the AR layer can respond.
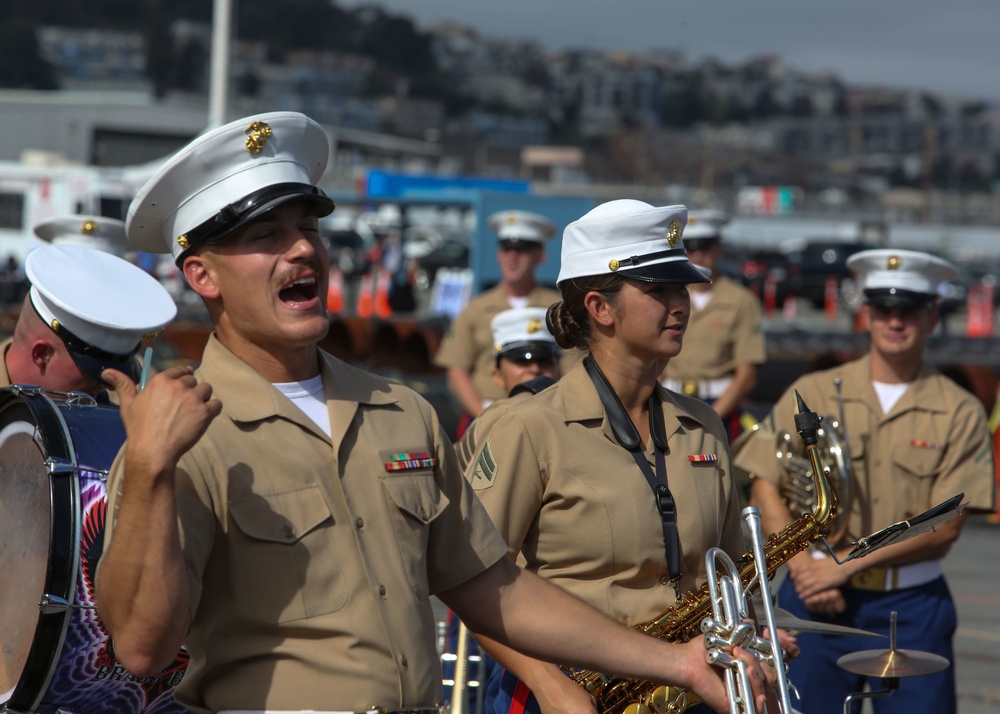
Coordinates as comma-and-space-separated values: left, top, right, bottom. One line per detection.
30, 339, 56, 370
183, 254, 220, 300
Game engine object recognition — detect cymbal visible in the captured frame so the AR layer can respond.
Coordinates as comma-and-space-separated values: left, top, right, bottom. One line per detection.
837, 648, 950, 678
755, 604, 884, 638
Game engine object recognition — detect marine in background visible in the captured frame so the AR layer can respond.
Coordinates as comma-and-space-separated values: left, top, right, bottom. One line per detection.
660, 211, 765, 441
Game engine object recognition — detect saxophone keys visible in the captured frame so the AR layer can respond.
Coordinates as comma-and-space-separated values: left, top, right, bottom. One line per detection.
623, 702, 652, 714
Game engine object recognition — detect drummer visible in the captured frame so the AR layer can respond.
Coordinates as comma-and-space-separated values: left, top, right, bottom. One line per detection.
1, 243, 176, 397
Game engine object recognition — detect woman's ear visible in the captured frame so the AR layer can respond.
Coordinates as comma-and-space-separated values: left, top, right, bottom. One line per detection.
583, 290, 615, 328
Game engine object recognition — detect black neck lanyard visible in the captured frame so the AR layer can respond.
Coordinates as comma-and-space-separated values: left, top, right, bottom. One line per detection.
583, 356, 682, 594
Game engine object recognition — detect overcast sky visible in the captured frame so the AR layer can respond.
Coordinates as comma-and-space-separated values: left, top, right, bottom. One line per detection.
340, 0, 1000, 101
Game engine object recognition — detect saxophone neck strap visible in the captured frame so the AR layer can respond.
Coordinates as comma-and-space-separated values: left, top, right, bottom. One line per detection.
583, 355, 682, 588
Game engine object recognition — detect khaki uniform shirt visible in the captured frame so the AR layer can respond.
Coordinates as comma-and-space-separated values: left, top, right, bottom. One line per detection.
1, 337, 11, 387
734, 354, 995, 558
467, 363, 746, 626
105, 335, 509, 714
662, 276, 766, 383
455, 390, 536, 471
433, 285, 563, 404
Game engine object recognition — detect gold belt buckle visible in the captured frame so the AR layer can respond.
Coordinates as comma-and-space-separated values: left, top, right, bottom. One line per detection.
682, 379, 699, 397
848, 566, 892, 592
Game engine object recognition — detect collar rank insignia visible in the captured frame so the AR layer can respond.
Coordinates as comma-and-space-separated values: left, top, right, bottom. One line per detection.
384, 451, 437, 471
909, 439, 938, 449
688, 454, 718, 463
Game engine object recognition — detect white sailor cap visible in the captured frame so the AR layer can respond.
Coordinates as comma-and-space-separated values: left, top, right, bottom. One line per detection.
34, 215, 131, 257
488, 210, 557, 246
24, 245, 177, 384
557, 199, 709, 286
846, 248, 958, 308
682, 210, 730, 251
127, 111, 335, 262
491, 307, 561, 362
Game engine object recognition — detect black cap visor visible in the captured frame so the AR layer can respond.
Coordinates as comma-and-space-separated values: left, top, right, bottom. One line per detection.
177, 182, 335, 263
865, 288, 936, 310
70, 349, 141, 387
618, 259, 711, 285
497, 341, 562, 363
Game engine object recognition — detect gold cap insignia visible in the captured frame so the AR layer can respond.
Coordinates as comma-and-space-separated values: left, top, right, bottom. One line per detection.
143, 329, 164, 340
244, 120, 273, 155
506, 213, 517, 224
177, 235, 190, 249
81, 220, 98, 234
667, 221, 683, 246
886, 255, 902, 270
526, 318, 543, 334
51, 319, 60, 330
609, 258, 620, 271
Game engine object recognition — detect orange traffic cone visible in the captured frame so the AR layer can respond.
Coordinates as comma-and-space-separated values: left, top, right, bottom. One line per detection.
326, 268, 344, 314
966, 285, 994, 338
357, 272, 374, 318
762, 274, 777, 316
824, 276, 838, 322
374, 268, 393, 319
782, 295, 797, 321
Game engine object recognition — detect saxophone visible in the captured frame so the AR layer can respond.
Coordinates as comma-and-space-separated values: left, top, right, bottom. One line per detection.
564, 392, 837, 714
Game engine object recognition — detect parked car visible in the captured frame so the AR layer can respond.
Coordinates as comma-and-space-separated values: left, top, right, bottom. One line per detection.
785, 240, 877, 308
324, 228, 379, 277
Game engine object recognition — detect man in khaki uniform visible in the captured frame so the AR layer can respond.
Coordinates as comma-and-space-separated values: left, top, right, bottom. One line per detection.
95, 112, 766, 714
454, 306, 561, 470
661, 211, 765, 440
433, 210, 562, 420
2, 238, 175, 396
734, 248, 995, 714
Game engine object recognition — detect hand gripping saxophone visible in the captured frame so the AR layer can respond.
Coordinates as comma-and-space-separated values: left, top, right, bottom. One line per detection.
563, 391, 838, 714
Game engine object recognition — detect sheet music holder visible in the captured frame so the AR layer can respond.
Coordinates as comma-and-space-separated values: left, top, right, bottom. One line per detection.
826, 493, 966, 563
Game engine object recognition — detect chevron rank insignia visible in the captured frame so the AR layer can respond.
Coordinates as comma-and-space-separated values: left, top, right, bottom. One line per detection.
384, 451, 437, 471
470, 443, 497, 490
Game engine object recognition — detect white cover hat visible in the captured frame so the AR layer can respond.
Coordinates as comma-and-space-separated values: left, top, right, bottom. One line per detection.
34, 215, 131, 257
25, 244, 177, 383
488, 210, 557, 245
556, 199, 709, 286
491, 307, 561, 361
127, 111, 335, 261
682, 210, 730, 248
846, 248, 958, 307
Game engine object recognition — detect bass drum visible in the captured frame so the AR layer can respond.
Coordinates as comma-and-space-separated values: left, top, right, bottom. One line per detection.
0, 387, 190, 713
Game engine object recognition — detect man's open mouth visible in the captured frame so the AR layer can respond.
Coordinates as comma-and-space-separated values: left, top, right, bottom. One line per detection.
279, 276, 319, 304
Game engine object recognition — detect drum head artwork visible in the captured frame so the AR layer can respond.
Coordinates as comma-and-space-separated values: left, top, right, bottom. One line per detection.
0, 403, 50, 699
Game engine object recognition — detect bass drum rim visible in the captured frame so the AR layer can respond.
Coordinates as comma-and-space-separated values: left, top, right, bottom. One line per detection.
0, 387, 80, 713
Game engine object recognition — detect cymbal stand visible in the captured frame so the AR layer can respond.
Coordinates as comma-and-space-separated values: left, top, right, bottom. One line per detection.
841, 612, 900, 714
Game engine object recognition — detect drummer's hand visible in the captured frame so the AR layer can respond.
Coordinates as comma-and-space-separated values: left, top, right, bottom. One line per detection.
104, 366, 221, 474
801, 588, 846, 617
788, 555, 848, 599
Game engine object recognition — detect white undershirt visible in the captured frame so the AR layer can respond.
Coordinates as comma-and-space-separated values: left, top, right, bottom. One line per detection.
872, 380, 911, 414
507, 295, 529, 309
690, 290, 713, 311
273, 375, 331, 437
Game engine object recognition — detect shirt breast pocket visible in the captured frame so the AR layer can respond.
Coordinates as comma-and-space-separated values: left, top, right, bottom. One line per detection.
380, 471, 449, 599
229, 485, 347, 623
892, 443, 944, 516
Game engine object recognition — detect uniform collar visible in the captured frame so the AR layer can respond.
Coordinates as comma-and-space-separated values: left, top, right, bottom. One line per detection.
558, 361, 709, 448
839, 353, 946, 415
199, 334, 398, 438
